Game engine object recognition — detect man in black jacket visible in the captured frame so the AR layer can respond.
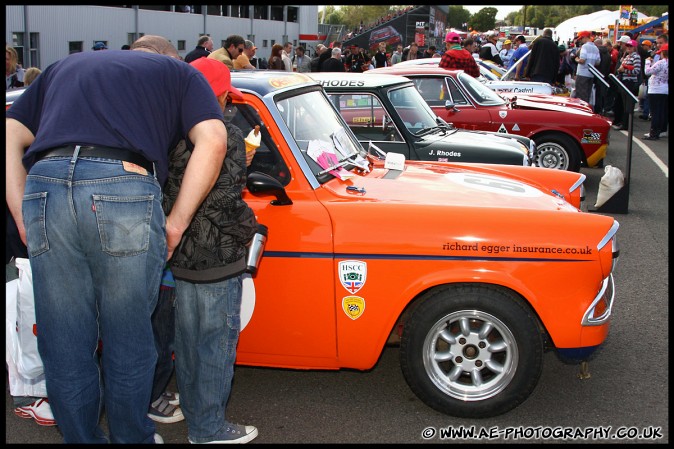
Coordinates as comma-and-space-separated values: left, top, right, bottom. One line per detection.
321, 47, 346, 72
184, 35, 213, 63
523, 28, 559, 84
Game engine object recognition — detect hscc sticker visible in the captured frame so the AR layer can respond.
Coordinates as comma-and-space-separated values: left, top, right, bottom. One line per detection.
339, 260, 367, 294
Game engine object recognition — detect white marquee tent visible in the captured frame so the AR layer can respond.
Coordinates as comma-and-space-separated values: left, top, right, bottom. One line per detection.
554, 9, 650, 44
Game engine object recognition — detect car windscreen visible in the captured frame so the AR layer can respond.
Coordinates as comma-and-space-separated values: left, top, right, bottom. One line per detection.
275, 89, 368, 184
386, 85, 439, 135
458, 72, 507, 106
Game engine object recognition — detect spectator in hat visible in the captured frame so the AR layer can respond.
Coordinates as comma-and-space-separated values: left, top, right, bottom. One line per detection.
499, 39, 514, 69
573, 30, 600, 104
511, 35, 529, 80
165, 56, 259, 443
184, 35, 213, 64
643, 43, 668, 140
613, 39, 641, 130
524, 28, 560, 84
479, 30, 503, 66
556, 44, 574, 87
439, 31, 480, 77
92, 41, 108, 51
233, 40, 257, 70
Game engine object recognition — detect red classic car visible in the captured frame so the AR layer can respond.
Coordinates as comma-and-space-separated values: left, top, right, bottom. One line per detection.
369, 66, 613, 172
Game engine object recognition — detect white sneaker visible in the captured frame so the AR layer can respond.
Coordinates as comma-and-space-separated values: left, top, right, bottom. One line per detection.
14, 398, 57, 426
659, 132, 667, 138
154, 433, 165, 444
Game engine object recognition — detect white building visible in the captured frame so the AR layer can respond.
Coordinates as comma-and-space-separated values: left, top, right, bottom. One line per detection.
5, 5, 322, 70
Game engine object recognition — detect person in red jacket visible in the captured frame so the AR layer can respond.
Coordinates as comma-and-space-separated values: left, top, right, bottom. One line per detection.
438, 31, 480, 78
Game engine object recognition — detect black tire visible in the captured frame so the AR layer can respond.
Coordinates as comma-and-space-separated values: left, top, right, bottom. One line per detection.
533, 133, 581, 172
400, 284, 543, 418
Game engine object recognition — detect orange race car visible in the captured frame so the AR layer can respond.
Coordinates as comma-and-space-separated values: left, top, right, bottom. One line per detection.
6, 72, 619, 419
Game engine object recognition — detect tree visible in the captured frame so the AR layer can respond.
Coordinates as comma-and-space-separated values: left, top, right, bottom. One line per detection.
468, 7, 498, 33
447, 5, 471, 30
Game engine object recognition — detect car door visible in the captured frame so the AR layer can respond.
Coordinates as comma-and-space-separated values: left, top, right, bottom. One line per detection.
227, 95, 339, 368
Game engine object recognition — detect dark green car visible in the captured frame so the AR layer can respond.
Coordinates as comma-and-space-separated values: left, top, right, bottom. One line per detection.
309, 72, 535, 167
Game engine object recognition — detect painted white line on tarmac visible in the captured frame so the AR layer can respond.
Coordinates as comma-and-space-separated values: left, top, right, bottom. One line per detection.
620, 131, 668, 178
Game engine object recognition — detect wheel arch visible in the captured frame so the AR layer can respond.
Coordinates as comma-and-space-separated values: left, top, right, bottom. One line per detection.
390, 281, 553, 350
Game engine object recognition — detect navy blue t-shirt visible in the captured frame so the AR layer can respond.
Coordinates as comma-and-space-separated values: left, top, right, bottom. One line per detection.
6, 50, 223, 185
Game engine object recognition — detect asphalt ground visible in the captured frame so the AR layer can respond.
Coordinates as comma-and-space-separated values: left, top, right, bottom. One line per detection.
6, 111, 669, 444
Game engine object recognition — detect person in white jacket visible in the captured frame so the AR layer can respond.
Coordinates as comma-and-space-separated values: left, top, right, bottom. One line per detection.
643, 43, 668, 140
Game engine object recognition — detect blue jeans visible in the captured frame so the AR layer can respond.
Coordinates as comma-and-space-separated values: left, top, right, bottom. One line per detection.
151, 285, 176, 403
174, 276, 243, 443
23, 154, 166, 443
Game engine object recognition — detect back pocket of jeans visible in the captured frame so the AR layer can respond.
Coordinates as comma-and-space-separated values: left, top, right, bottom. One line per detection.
22, 192, 49, 257
93, 194, 154, 257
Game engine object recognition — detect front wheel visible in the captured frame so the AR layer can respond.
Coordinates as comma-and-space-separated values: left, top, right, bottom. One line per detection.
400, 285, 543, 418
533, 133, 581, 172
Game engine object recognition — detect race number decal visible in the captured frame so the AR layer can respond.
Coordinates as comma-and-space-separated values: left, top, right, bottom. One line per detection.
444, 173, 544, 198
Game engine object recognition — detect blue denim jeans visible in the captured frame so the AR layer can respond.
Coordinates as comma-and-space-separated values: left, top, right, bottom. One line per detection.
174, 276, 243, 443
151, 285, 176, 403
23, 154, 165, 443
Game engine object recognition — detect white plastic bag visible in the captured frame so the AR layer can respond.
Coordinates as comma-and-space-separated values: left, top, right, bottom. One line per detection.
594, 165, 625, 208
6, 269, 48, 397
15, 257, 46, 379
589, 85, 596, 107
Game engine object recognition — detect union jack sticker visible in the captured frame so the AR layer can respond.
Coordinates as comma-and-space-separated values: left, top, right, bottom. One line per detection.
342, 296, 366, 320
338, 260, 367, 294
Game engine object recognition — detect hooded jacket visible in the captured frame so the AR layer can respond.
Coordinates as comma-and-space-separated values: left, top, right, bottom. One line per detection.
163, 121, 257, 283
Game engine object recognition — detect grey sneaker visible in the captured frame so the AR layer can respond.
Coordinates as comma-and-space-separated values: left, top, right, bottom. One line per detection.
161, 390, 180, 406
660, 132, 667, 138
148, 397, 185, 424
188, 424, 258, 444
154, 433, 164, 444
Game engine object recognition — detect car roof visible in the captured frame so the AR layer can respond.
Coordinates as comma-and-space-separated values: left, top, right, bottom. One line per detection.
308, 72, 412, 89
370, 66, 464, 77
230, 70, 319, 97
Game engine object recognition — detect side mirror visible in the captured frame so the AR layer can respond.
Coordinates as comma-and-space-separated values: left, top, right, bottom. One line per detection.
246, 171, 293, 206
444, 100, 459, 112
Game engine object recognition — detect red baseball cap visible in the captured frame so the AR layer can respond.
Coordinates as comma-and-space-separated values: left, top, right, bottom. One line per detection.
577, 31, 592, 39
190, 57, 243, 100
656, 43, 668, 53
445, 31, 461, 43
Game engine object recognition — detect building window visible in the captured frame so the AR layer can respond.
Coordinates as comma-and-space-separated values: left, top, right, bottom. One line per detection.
288, 6, 298, 23
231, 5, 249, 19
206, 5, 221, 16
270, 39, 275, 47
177, 40, 186, 51
262, 40, 268, 48
270, 6, 283, 21
68, 41, 83, 54
254, 5, 267, 20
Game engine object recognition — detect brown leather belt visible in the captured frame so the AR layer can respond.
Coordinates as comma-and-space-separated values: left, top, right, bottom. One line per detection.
37, 145, 154, 174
